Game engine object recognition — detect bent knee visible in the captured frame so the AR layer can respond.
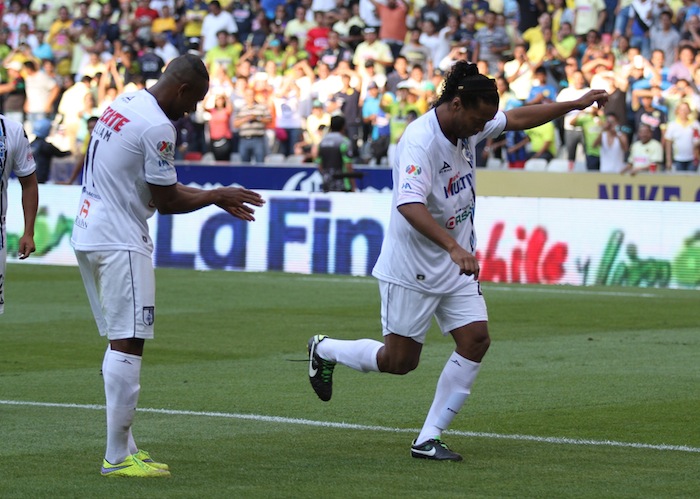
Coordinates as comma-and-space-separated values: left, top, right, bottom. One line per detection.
381, 358, 419, 375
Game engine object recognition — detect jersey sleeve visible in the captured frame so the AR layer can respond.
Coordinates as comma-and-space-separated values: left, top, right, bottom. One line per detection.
475, 110, 507, 142
11, 125, 36, 178
141, 122, 178, 186
395, 138, 432, 207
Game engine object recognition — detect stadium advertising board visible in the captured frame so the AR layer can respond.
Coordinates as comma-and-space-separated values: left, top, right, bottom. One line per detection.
5, 183, 700, 289
173, 164, 700, 202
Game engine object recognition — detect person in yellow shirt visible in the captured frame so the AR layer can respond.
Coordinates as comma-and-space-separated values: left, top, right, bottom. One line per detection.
151, 5, 177, 36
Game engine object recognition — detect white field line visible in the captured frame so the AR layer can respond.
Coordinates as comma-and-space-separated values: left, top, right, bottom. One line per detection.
292, 276, 661, 298
2, 399, 698, 454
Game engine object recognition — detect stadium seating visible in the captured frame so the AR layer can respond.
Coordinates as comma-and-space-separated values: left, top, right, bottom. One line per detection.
546, 159, 572, 172
524, 158, 548, 171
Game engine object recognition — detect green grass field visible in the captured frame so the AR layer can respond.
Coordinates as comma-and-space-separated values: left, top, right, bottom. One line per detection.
1, 264, 699, 498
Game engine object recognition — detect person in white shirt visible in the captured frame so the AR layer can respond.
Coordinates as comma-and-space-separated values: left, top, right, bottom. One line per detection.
0, 115, 38, 315
621, 123, 663, 175
201, 0, 238, 53
71, 54, 265, 478
307, 61, 608, 461
663, 102, 700, 172
595, 112, 629, 173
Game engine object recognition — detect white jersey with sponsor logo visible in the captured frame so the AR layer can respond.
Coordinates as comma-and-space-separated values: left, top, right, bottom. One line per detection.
1, 115, 36, 249
372, 108, 506, 294
71, 90, 178, 256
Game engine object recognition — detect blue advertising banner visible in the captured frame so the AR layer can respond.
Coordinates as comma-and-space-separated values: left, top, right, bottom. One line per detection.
176, 163, 393, 193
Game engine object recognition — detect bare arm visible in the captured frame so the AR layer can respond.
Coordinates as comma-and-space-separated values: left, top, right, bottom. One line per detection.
504, 89, 608, 131
18, 172, 38, 259
148, 182, 265, 221
397, 203, 480, 278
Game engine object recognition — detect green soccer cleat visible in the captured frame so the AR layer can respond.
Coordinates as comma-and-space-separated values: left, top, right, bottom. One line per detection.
134, 449, 169, 470
410, 438, 463, 462
307, 334, 336, 401
101, 454, 171, 478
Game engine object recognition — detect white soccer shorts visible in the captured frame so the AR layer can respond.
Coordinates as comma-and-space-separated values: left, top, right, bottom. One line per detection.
75, 250, 156, 340
378, 279, 488, 344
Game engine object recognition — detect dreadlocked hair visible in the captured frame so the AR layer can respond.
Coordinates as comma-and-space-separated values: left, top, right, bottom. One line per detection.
433, 61, 499, 109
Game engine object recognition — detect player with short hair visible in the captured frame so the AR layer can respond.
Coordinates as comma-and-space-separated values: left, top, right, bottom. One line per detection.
71, 54, 265, 478
307, 61, 608, 461
0, 115, 38, 314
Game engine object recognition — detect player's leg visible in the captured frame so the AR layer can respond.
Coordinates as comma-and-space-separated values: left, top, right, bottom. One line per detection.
308, 281, 436, 401
413, 280, 490, 460
77, 250, 168, 477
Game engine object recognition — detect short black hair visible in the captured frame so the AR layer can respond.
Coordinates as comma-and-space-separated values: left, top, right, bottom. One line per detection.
330, 115, 345, 132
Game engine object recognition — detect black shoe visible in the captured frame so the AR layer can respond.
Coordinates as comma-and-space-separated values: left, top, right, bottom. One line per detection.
410, 438, 463, 461
307, 335, 336, 401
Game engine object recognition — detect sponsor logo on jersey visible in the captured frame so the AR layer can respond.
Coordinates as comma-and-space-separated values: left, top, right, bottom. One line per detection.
99, 106, 131, 132
445, 204, 474, 229
444, 172, 472, 198
157, 141, 175, 162
401, 182, 412, 190
439, 161, 452, 174
405, 164, 421, 176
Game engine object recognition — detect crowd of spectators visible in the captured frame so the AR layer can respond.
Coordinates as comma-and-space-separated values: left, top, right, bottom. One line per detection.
2, 0, 700, 177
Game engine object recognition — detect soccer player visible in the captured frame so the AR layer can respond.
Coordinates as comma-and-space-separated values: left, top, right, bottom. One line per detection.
70, 54, 265, 478
307, 61, 608, 461
0, 115, 38, 315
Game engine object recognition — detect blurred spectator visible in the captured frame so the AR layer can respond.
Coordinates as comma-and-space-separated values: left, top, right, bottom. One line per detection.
205, 93, 234, 161
333, 69, 362, 155
201, 0, 238, 53
650, 10, 681, 67
557, 70, 591, 162
272, 77, 304, 156
61, 115, 97, 185
316, 114, 356, 192
30, 118, 71, 183
368, 0, 408, 59
333, 5, 365, 48
631, 90, 667, 142
386, 55, 409, 94
520, 11, 552, 66
305, 11, 333, 67
571, 105, 605, 170
57, 75, 91, 154
182, 0, 209, 44
474, 10, 511, 75
549, 0, 574, 37
418, 0, 452, 31
318, 30, 353, 71
358, 0, 381, 29
0, 61, 26, 124
153, 33, 180, 65
284, 5, 314, 48
353, 26, 394, 78
151, 5, 178, 40
138, 42, 166, 81
133, 0, 159, 42
5, 0, 34, 49
595, 112, 629, 173
524, 120, 557, 162
572, 0, 606, 39
664, 101, 700, 172
668, 45, 696, 83
205, 30, 241, 78
621, 123, 663, 174
233, 86, 272, 163
503, 43, 533, 101
419, 18, 452, 69
23, 59, 59, 129
400, 28, 432, 70
526, 66, 558, 105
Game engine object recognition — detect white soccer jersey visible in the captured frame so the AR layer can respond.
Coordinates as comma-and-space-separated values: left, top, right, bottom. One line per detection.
70, 90, 178, 256
372, 108, 506, 294
1, 115, 36, 250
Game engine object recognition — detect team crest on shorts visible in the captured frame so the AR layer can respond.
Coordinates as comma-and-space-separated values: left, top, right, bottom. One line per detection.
142, 306, 155, 326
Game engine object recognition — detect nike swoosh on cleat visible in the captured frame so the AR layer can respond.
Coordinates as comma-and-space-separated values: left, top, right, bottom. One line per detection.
309, 344, 318, 377
412, 446, 437, 457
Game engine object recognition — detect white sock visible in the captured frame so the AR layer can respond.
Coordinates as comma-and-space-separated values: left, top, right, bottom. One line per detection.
416, 352, 481, 445
102, 346, 142, 464
316, 338, 382, 373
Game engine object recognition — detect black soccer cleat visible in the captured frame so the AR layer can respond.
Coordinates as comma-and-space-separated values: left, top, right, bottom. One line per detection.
410, 438, 463, 461
307, 334, 336, 402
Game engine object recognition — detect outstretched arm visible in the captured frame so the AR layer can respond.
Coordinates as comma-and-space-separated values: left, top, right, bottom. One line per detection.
504, 89, 609, 131
148, 183, 265, 221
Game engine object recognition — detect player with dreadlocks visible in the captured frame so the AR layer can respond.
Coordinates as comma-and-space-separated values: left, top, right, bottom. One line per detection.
306, 61, 608, 461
